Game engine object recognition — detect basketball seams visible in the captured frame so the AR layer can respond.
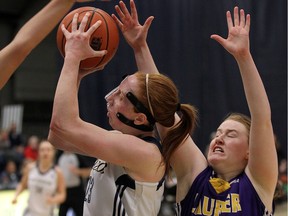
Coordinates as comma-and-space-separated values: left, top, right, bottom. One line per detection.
94, 10, 110, 68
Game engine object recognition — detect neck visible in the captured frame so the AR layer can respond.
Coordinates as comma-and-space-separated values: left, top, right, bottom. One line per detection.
212, 167, 244, 182
39, 160, 53, 172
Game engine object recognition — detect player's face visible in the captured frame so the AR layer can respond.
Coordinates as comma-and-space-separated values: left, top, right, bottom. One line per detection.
207, 120, 249, 171
38, 141, 55, 162
105, 75, 140, 131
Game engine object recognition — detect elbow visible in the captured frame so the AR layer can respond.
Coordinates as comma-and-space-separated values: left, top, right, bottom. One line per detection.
49, 117, 63, 137
48, 117, 68, 149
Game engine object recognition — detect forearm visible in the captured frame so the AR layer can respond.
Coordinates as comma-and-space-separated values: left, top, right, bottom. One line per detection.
235, 53, 271, 120
49, 192, 66, 205
14, 0, 74, 51
133, 42, 159, 74
50, 56, 81, 138
13, 183, 25, 201
0, 0, 75, 89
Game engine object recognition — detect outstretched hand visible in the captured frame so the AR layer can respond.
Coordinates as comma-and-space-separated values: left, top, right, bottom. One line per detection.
112, 0, 154, 49
210, 7, 251, 58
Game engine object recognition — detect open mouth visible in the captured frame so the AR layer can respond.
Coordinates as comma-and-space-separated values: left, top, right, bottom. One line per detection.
213, 146, 224, 153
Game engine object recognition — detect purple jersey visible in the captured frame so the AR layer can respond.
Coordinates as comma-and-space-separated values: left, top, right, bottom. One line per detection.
177, 166, 274, 216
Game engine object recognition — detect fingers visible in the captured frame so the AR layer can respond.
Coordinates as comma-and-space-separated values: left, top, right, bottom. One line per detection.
226, 11, 233, 31
115, 0, 138, 24
210, 34, 225, 47
115, 4, 125, 21
119, 1, 131, 19
72, 13, 79, 32
78, 12, 90, 32
130, 0, 138, 21
86, 20, 102, 35
245, 14, 251, 33
112, 14, 123, 29
233, 6, 239, 26
61, 24, 70, 38
143, 16, 154, 31
227, 7, 250, 29
239, 9, 245, 27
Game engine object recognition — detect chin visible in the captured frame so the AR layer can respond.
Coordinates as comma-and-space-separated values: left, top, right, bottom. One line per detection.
207, 155, 222, 166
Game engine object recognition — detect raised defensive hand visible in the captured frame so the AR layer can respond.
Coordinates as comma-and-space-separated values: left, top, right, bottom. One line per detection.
210, 7, 251, 58
112, 0, 154, 49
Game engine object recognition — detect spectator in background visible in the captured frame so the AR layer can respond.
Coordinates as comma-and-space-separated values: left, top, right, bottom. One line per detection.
8, 123, 23, 150
0, 159, 20, 190
57, 151, 90, 216
0, 129, 11, 150
24, 135, 39, 163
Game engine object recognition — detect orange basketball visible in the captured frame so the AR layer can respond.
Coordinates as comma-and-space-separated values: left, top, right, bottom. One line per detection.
57, 7, 119, 70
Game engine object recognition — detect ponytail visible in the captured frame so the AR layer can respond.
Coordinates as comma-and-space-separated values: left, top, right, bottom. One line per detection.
162, 104, 198, 175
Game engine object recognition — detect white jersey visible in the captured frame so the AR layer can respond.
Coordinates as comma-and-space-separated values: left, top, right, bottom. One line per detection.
25, 164, 58, 216
58, 152, 80, 188
83, 137, 164, 216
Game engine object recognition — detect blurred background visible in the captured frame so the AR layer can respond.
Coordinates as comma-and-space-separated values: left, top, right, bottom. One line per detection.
0, 0, 286, 215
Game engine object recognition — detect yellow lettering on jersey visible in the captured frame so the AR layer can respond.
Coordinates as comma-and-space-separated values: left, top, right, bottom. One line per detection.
202, 196, 214, 215
192, 199, 202, 214
191, 193, 242, 215
231, 193, 241, 212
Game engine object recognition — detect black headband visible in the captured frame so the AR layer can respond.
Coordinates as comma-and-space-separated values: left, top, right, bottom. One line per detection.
116, 112, 154, 131
116, 91, 155, 132
126, 92, 156, 125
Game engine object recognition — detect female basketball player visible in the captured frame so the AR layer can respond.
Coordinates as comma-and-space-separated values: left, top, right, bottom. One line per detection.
48, 7, 197, 216
0, 0, 94, 89
12, 140, 66, 216
155, 7, 278, 216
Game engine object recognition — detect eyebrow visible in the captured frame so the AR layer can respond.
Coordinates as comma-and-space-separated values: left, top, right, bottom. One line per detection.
216, 129, 238, 133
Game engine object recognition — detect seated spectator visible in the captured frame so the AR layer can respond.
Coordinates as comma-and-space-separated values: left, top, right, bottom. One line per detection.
0, 160, 20, 190
0, 129, 10, 150
8, 123, 24, 162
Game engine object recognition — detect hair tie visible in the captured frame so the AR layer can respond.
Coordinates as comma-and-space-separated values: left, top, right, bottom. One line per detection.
176, 103, 181, 111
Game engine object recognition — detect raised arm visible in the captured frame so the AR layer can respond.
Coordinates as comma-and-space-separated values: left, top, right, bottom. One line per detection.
113, 0, 207, 203
48, 13, 107, 154
0, 0, 93, 89
48, 13, 163, 182
112, 0, 158, 74
211, 7, 277, 204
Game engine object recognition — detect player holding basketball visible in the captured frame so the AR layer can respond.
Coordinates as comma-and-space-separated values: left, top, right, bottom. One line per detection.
115, 1, 278, 215
48, 9, 197, 216
0, 0, 94, 89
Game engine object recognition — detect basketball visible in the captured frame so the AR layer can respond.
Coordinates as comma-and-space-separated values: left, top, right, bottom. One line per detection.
56, 7, 119, 70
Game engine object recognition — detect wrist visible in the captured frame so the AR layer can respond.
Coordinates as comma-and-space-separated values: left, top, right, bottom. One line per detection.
64, 53, 81, 63
132, 42, 149, 54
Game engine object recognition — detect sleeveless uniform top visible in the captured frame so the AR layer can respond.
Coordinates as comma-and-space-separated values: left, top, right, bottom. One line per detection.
177, 166, 274, 216
58, 153, 81, 188
25, 163, 58, 216
83, 136, 164, 216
